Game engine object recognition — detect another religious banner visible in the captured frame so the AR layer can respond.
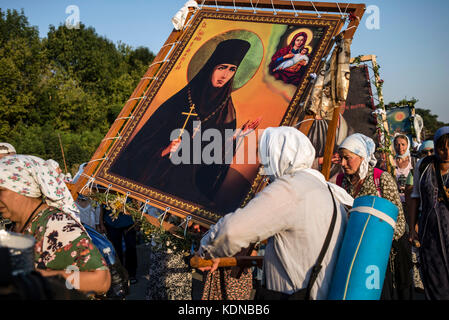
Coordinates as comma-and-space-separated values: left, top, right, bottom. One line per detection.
386, 106, 423, 145
93, 9, 344, 225
307, 64, 377, 160
342, 64, 377, 141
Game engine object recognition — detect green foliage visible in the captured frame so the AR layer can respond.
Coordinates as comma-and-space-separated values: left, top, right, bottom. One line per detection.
0, 9, 154, 175
0, 9, 46, 138
385, 98, 418, 110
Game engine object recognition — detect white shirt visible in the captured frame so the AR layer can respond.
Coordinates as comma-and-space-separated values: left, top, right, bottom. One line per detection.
200, 170, 348, 300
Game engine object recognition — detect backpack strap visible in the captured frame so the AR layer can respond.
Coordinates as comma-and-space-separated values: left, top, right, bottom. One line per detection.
419, 155, 435, 176
373, 168, 383, 197
303, 184, 338, 300
434, 157, 449, 211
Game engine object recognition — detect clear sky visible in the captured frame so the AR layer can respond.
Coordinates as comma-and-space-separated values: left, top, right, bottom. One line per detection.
1, 0, 448, 122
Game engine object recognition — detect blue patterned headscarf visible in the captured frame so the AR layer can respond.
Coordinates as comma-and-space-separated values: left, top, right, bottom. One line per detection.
338, 133, 377, 179
434, 126, 449, 145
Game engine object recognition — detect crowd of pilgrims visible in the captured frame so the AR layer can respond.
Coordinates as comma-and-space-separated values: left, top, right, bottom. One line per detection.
0, 125, 448, 300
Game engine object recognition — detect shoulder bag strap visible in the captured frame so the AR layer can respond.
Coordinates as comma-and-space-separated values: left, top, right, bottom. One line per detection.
373, 168, 383, 197
434, 157, 449, 210
304, 184, 338, 300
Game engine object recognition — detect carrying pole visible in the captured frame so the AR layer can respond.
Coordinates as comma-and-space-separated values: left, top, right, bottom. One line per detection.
58, 133, 68, 174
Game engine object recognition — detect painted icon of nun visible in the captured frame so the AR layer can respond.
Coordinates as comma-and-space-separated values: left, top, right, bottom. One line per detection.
110, 39, 259, 207
269, 32, 310, 86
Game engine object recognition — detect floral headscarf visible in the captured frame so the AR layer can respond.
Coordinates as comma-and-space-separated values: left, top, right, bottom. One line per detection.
0, 154, 80, 222
339, 133, 377, 180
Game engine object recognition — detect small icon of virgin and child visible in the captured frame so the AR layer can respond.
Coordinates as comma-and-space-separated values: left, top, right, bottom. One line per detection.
269, 31, 312, 86
110, 39, 262, 210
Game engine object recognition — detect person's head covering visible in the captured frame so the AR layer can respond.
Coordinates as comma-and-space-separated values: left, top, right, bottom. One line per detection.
259, 126, 353, 206
339, 133, 377, 180
393, 134, 411, 159
259, 126, 315, 179
0, 154, 80, 222
434, 126, 449, 145
418, 140, 434, 152
171, 0, 198, 30
0, 143, 16, 154
189, 39, 250, 121
203, 39, 250, 68
434, 126, 449, 162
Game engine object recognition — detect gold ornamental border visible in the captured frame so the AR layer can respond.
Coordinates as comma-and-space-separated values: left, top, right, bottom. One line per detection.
94, 9, 344, 225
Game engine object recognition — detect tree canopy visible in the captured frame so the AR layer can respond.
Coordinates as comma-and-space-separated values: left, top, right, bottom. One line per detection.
0, 9, 154, 174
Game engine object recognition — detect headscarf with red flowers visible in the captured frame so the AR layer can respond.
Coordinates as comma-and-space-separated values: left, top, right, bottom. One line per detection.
0, 154, 80, 222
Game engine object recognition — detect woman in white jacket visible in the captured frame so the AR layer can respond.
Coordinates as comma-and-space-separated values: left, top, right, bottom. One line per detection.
198, 126, 353, 300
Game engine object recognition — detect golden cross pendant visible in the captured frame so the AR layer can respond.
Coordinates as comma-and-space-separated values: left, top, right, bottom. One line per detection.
178, 104, 197, 139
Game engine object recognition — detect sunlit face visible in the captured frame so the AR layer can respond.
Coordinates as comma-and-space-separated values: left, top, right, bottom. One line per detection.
437, 140, 449, 162
0, 187, 24, 221
0, 152, 15, 160
211, 64, 237, 88
338, 148, 363, 176
394, 137, 408, 156
293, 36, 304, 49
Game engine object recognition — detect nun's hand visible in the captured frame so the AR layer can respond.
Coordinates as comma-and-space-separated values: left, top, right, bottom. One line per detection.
161, 138, 182, 157
241, 117, 262, 135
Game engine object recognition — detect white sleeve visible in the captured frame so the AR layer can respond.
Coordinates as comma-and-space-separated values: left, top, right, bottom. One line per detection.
199, 178, 304, 259
410, 158, 423, 199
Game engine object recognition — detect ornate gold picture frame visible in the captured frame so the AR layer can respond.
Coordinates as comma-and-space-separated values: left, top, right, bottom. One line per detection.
92, 8, 344, 226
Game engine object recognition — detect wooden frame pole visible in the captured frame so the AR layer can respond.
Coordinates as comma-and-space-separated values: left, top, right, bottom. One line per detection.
320, 3, 366, 180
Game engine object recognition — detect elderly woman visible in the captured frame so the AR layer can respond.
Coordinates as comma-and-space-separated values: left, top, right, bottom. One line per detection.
0, 154, 111, 294
336, 133, 413, 299
198, 126, 353, 300
409, 126, 449, 299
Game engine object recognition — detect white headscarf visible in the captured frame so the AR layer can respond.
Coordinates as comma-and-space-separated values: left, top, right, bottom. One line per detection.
259, 126, 353, 206
172, 1, 198, 30
0, 154, 80, 222
339, 133, 377, 180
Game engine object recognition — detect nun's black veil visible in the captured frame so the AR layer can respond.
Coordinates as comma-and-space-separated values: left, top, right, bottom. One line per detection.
110, 39, 250, 209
